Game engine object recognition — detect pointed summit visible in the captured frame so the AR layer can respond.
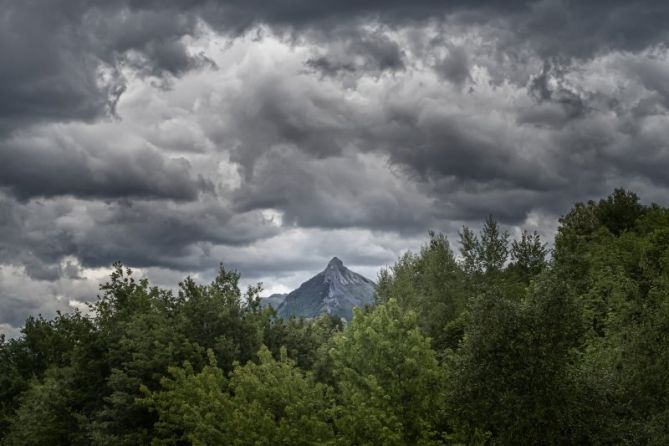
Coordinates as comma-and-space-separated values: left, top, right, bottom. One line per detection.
327, 256, 344, 269
276, 257, 376, 321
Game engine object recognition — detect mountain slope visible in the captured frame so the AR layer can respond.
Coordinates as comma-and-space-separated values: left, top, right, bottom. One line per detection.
276, 257, 376, 321
259, 293, 286, 310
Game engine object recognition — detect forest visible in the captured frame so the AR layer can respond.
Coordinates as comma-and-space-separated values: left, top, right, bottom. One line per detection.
1, 188, 668, 445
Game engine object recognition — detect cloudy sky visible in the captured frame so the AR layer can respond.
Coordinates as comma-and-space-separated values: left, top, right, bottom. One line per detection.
3, 0, 669, 337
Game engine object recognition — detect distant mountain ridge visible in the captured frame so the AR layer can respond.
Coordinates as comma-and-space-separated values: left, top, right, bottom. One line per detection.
266, 257, 376, 321
259, 293, 287, 310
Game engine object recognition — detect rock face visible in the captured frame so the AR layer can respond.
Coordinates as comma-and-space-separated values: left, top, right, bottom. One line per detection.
276, 257, 376, 321
259, 293, 287, 310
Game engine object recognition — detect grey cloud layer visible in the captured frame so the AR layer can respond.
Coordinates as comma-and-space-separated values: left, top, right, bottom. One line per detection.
3, 0, 669, 132
3, 0, 669, 335
0, 193, 283, 277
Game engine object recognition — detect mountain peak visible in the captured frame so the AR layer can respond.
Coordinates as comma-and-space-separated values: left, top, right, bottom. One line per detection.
326, 256, 344, 269
277, 257, 376, 321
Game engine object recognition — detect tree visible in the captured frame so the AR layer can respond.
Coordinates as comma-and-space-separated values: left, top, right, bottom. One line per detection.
458, 226, 482, 278
262, 313, 343, 371
1, 369, 78, 446
0, 311, 100, 443
175, 267, 266, 373
478, 215, 510, 274
142, 351, 230, 445
459, 215, 509, 279
594, 188, 646, 236
509, 230, 548, 282
89, 263, 267, 444
448, 275, 584, 445
224, 346, 335, 446
376, 232, 466, 350
330, 300, 447, 445
145, 347, 334, 446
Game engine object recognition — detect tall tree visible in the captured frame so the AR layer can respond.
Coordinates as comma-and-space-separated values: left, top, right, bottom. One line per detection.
509, 230, 548, 283
377, 232, 466, 350
448, 276, 584, 445
145, 347, 334, 446
330, 300, 447, 445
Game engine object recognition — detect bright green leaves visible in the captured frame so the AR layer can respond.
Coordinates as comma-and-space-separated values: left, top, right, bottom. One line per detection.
146, 301, 450, 446
142, 353, 230, 445
225, 347, 334, 446
377, 232, 466, 350
145, 347, 334, 446
330, 301, 446, 445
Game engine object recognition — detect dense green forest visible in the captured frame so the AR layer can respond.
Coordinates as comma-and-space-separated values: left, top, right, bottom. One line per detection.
1, 189, 668, 445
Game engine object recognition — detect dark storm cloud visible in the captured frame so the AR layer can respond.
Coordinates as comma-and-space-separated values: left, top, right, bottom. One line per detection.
516, 0, 669, 58
306, 30, 405, 76
196, 0, 669, 59
232, 148, 435, 231
84, 7, 213, 77
0, 193, 282, 278
71, 200, 282, 270
130, 0, 528, 31
0, 131, 210, 201
0, 5, 122, 133
526, 61, 586, 122
368, 111, 552, 191
215, 73, 353, 173
434, 45, 471, 87
0, 0, 202, 134
216, 37, 669, 230
620, 54, 669, 109
3, 0, 669, 134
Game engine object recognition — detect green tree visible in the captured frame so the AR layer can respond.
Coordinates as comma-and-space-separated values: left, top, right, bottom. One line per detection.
509, 230, 548, 283
142, 351, 230, 445
145, 347, 334, 446
448, 276, 584, 445
330, 300, 447, 445
478, 215, 510, 274
458, 226, 482, 278
0, 311, 101, 443
458, 216, 509, 287
89, 263, 267, 445
224, 346, 335, 445
377, 232, 466, 350
176, 268, 266, 372
262, 313, 343, 371
1, 369, 78, 446
593, 188, 647, 236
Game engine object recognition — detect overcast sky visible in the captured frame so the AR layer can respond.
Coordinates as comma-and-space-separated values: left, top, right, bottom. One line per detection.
3, 0, 669, 337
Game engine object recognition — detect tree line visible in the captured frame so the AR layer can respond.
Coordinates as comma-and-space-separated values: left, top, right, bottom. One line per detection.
1, 189, 668, 445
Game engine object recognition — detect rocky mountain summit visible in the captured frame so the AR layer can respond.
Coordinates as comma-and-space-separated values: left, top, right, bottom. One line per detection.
266, 257, 376, 321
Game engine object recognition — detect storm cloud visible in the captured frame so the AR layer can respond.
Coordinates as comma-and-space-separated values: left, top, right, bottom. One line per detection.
3, 0, 669, 336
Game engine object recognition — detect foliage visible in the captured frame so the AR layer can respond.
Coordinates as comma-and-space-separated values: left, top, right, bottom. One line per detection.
448, 277, 584, 444
330, 300, 447, 445
377, 232, 465, 350
145, 347, 334, 446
